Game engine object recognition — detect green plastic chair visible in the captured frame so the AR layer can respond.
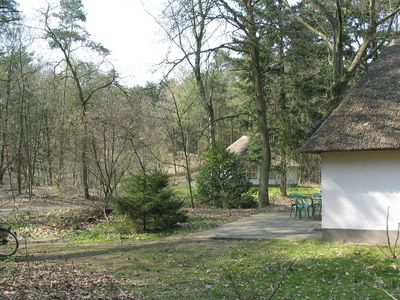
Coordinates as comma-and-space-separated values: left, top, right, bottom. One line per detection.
311, 193, 322, 219
289, 194, 310, 220
289, 194, 301, 218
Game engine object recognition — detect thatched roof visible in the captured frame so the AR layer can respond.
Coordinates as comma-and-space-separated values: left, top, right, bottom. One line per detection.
227, 135, 299, 166
227, 135, 250, 156
303, 39, 400, 153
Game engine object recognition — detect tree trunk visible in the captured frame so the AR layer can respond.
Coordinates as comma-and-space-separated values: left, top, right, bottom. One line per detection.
276, 11, 289, 198
45, 111, 53, 185
194, 53, 216, 148
81, 109, 90, 200
16, 60, 26, 195
331, 0, 345, 108
57, 70, 68, 187
168, 85, 195, 208
279, 158, 287, 196
194, 0, 216, 148
246, 0, 271, 207
0, 71, 11, 185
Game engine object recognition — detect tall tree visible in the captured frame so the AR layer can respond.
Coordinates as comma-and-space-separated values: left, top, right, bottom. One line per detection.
0, 0, 20, 185
218, 0, 272, 207
284, 0, 400, 107
160, 0, 221, 147
87, 84, 143, 199
43, 0, 115, 199
165, 81, 197, 208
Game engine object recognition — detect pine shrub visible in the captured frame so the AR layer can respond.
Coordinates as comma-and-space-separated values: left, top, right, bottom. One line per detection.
111, 171, 187, 232
196, 144, 254, 208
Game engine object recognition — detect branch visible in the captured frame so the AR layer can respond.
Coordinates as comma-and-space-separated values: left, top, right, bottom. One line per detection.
378, 5, 400, 25
282, 0, 333, 51
84, 69, 116, 104
327, 274, 341, 300
268, 259, 297, 299
213, 112, 252, 123
159, 42, 237, 81
139, 139, 187, 170
217, 0, 249, 33
343, 0, 380, 82
196, 112, 251, 141
311, 0, 336, 29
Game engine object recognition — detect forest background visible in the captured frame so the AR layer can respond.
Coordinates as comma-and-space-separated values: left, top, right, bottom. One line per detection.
0, 0, 399, 208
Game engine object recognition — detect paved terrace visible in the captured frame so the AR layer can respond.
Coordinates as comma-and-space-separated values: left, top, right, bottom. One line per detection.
193, 213, 322, 240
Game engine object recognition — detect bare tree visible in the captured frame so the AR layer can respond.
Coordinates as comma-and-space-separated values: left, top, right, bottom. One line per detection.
88, 87, 135, 199
165, 82, 196, 208
43, 1, 115, 199
159, 0, 223, 147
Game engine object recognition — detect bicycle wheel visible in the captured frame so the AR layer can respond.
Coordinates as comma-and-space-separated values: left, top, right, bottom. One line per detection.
0, 228, 18, 257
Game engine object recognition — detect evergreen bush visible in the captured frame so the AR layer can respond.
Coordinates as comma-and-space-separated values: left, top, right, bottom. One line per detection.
111, 171, 187, 232
196, 144, 254, 208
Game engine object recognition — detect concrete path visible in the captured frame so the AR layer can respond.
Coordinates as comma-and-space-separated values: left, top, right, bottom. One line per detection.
194, 213, 321, 240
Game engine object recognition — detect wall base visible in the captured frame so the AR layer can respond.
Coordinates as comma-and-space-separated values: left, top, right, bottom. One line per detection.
323, 228, 400, 244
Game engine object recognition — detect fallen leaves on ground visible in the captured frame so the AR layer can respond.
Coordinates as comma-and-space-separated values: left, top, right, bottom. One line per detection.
0, 261, 139, 299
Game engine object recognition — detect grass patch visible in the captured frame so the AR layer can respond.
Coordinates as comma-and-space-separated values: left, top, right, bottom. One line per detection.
171, 183, 196, 198
269, 185, 320, 197
23, 238, 400, 299
72, 216, 170, 243
248, 185, 321, 199
87, 240, 400, 299
171, 183, 197, 206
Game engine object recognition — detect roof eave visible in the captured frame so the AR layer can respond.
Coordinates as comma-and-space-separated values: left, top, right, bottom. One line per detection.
301, 146, 400, 155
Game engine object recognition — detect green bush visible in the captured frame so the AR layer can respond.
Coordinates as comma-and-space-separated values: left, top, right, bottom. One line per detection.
111, 171, 187, 232
196, 144, 253, 208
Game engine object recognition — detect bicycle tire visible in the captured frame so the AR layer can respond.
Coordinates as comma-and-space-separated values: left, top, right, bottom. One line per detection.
0, 228, 18, 257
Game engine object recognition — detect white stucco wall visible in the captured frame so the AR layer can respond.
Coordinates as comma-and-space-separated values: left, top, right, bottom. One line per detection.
249, 166, 300, 185
268, 168, 300, 185
249, 168, 259, 185
321, 151, 400, 231
287, 168, 300, 185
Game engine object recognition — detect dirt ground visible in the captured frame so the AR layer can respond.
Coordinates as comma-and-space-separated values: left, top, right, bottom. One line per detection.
1, 238, 147, 299
0, 186, 107, 216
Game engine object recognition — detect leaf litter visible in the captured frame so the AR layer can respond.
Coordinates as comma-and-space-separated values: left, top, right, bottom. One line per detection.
0, 260, 139, 299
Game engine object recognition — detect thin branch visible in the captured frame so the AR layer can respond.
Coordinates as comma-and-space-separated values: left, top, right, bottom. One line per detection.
327, 274, 341, 300
379, 286, 399, 300
378, 5, 400, 25
268, 259, 297, 299
282, 0, 333, 51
